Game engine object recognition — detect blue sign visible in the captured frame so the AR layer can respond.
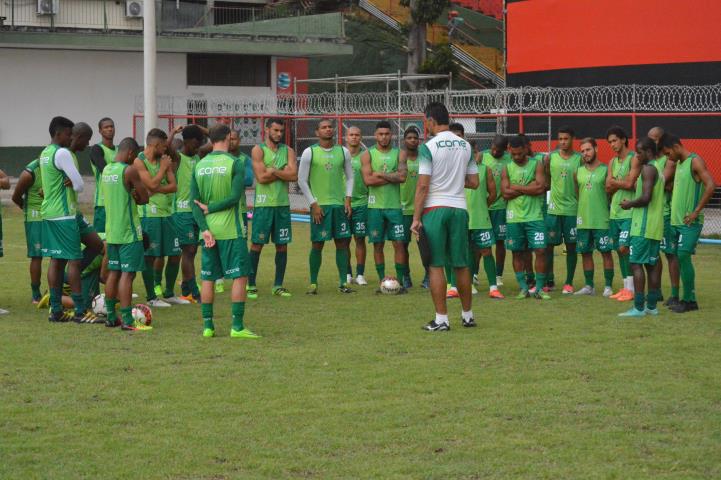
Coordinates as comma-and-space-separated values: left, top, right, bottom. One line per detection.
277, 72, 291, 90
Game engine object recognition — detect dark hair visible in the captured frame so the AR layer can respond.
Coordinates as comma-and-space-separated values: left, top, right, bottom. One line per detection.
449, 122, 465, 135
423, 102, 449, 126
580, 137, 597, 148
118, 137, 139, 153
317, 118, 334, 129
98, 117, 114, 129
606, 125, 628, 145
49, 116, 74, 137
558, 125, 575, 137
146, 128, 168, 143
404, 125, 420, 138
492, 134, 509, 149
72, 122, 93, 138
659, 133, 682, 149
636, 136, 657, 157
509, 136, 525, 149
375, 120, 392, 131
517, 134, 530, 147
182, 124, 205, 142
209, 124, 231, 143
266, 117, 285, 128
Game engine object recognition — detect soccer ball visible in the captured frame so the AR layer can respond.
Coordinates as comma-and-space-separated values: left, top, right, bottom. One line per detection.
132, 304, 153, 326
92, 294, 107, 316
379, 276, 402, 295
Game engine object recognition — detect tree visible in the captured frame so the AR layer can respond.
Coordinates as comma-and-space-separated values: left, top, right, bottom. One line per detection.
399, 0, 448, 90
418, 43, 458, 89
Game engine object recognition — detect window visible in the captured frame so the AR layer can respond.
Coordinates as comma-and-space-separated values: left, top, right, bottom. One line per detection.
187, 54, 270, 87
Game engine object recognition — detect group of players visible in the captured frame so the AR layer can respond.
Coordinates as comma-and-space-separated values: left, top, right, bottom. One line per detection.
0, 103, 714, 332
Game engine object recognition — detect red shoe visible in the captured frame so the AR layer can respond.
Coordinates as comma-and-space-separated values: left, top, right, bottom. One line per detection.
562, 284, 574, 295
616, 289, 634, 302
446, 288, 459, 299
609, 288, 626, 299
489, 289, 505, 299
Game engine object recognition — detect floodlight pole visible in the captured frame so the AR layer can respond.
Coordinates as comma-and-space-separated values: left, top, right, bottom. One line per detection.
143, 0, 158, 137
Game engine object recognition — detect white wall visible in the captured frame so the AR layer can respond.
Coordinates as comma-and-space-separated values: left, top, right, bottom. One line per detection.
0, 48, 276, 146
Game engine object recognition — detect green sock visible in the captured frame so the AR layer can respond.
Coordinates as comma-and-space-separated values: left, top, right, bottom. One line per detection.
604, 268, 614, 288
142, 267, 156, 300
154, 267, 163, 288
446, 265, 456, 287
525, 271, 535, 285
619, 254, 630, 278
309, 248, 322, 285
634, 293, 645, 311
375, 263, 386, 281
248, 249, 261, 287
515, 272, 528, 290
678, 253, 696, 302
546, 252, 555, 283
336, 248, 349, 287
50, 287, 63, 314
106, 298, 118, 322
565, 251, 577, 285
671, 285, 679, 299
274, 251, 288, 288
357, 264, 365, 276
31, 283, 41, 299
120, 306, 134, 326
163, 260, 179, 298
71, 293, 85, 316
202, 303, 214, 330
584, 269, 594, 288
180, 280, 190, 297
647, 289, 660, 310
231, 302, 245, 331
496, 254, 504, 276
535, 273, 547, 290
394, 263, 407, 282
483, 255, 497, 287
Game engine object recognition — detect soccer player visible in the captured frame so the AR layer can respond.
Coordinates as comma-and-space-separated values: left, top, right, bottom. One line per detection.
544, 126, 581, 294
617, 137, 665, 316
605, 125, 640, 302
0, 168, 8, 315
346, 126, 369, 286
191, 123, 260, 339
660, 133, 716, 313
361, 120, 408, 290
481, 135, 510, 286
103, 137, 153, 331
574, 138, 614, 297
88, 117, 117, 233
248, 118, 298, 298
400, 125, 421, 289
297, 118, 355, 294
501, 136, 550, 300
411, 102, 478, 331
134, 128, 186, 307
520, 134, 545, 290
12, 158, 45, 303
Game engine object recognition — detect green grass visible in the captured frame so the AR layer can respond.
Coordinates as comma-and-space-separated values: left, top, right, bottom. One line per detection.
1, 208, 721, 479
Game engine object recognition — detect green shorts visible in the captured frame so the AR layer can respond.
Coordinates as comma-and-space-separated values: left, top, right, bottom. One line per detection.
402, 214, 414, 243
629, 236, 660, 265
469, 228, 495, 249
310, 205, 351, 243
609, 218, 632, 250
42, 215, 94, 260
141, 216, 181, 257
173, 212, 200, 247
368, 208, 405, 243
351, 204, 368, 237
421, 207, 469, 268
200, 237, 250, 281
670, 223, 702, 255
93, 206, 106, 233
576, 228, 612, 254
505, 220, 547, 252
660, 216, 676, 255
545, 214, 577, 245
489, 209, 507, 241
251, 206, 292, 245
25, 221, 43, 258
107, 241, 146, 272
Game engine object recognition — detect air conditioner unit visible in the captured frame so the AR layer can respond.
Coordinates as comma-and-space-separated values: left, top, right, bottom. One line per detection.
126, 1, 143, 18
37, 0, 59, 15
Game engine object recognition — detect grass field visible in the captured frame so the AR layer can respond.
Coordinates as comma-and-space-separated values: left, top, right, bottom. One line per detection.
1, 207, 721, 479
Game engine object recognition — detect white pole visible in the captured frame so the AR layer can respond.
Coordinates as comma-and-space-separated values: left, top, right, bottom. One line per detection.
144, 0, 158, 138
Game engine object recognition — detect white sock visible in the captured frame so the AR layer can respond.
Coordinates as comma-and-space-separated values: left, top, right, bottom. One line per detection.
626, 276, 634, 293
435, 313, 449, 324
461, 310, 474, 321
489, 285, 498, 291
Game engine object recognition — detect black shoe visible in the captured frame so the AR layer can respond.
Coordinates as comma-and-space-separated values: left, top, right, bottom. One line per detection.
546, 280, 555, 290
403, 276, 413, 289
664, 296, 680, 308
462, 317, 477, 328
397, 286, 408, 295
421, 275, 430, 289
670, 300, 699, 313
338, 285, 355, 294
73, 310, 102, 324
48, 310, 71, 323
105, 316, 121, 328
423, 320, 450, 331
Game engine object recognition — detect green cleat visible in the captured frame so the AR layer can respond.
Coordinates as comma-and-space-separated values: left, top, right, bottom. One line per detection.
644, 308, 659, 316
153, 284, 163, 297
246, 286, 258, 300
306, 284, 318, 295
202, 328, 215, 338
618, 307, 646, 317
534, 290, 551, 301
230, 328, 261, 339
515, 289, 530, 299
272, 286, 292, 297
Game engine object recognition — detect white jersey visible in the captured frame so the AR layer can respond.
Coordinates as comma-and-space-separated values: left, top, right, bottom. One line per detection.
418, 130, 477, 209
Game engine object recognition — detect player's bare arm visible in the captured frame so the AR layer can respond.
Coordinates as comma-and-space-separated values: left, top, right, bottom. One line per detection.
687, 155, 717, 225
381, 155, 407, 184
134, 155, 167, 191
501, 168, 520, 200
156, 163, 177, 194
125, 165, 149, 205
620, 165, 657, 210
511, 161, 546, 195
544, 154, 551, 191
464, 172, 479, 189
272, 147, 298, 182
251, 145, 276, 184
360, 150, 387, 186
0, 169, 9, 190
486, 166, 497, 206
410, 174, 430, 235
662, 157, 677, 192
605, 161, 617, 195
11, 170, 33, 209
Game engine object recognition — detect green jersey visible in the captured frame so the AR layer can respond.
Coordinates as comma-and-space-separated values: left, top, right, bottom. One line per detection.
401, 154, 419, 215
505, 157, 543, 223
236, 153, 250, 214
308, 144, 347, 206
39, 144, 78, 220
547, 150, 581, 215
609, 151, 635, 220
254, 143, 290, 207
650, 155, 672, 217
482, 150, 511, 210
23, 159, 44, 223
102, 162, 142, 244
92, 143, 117, 208
137, 152, 172, 218
671, 153, 704, 226
465, 166, 492, 230
175, 152, 198, 213
350, 151, 368, 208
576, 163, 609, 230
193, 152, 244, 240
367, 146, 401, 209
631, 166, 665, 241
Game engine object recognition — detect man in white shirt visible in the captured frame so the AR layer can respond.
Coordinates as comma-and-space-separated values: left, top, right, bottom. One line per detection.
411, 103, 479, 331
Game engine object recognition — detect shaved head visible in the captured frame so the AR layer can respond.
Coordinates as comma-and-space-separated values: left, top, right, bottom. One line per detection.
648, 126, 665, 144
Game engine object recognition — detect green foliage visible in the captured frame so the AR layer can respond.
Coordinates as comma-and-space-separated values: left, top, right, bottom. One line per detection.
418, 43, 459, 88
399, 0, 449, 25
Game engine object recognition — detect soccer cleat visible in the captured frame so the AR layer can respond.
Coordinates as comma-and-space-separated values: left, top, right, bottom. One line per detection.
618, 307, 646, 317
148, 298, 171, 308
496, 276, 504, 286
272, 286, 292, 298
616, 290, 634, 302
403, 275, 413, 289
644, 308, 659, 316
421, 275, 430, 289
163, 296, 191, 305
472, 274, 479, 285
515, 289, 530, 299
0, 308, 8, 315
36, 293, 50, 309
574, 285, 595, 296
202, 328, 215, 338
105, 315, 121, 328
179, 295, 197, 304
542, 286, 552, 293
132, 293, 139, 299
489, 289, 505, 299
664, 296, 680, 308
534, 290, 552, 300
346, 274, 354, 285
609, 289, 626, 299
446, 287, 459, 299
306, 284, 318, 295
546, 281, 556, 291
422, 320, 450, 332
32, 296, 42, 305
562, 284, 574, 295
74, 310, 104, 324
48, 310, 72, 323
230, 328, 261, 339
153, 284, 163, 297
338, 285, 355, 294
462, 317, 477, 328
471, 285, 478, 295
602, 287, 614, 298
121, 321, 153, 331
355, 275, 368, 286
528, 286, 537, 295
246, 287, 259, 300
670, 300, 699, 313
215, 279, 225, 293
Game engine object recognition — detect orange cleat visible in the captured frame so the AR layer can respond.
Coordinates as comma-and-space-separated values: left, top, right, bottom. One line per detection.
446, 288, 459, 299
489, 289, 505, 299
616, 289, 634, 302
609, 288, 626, 299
